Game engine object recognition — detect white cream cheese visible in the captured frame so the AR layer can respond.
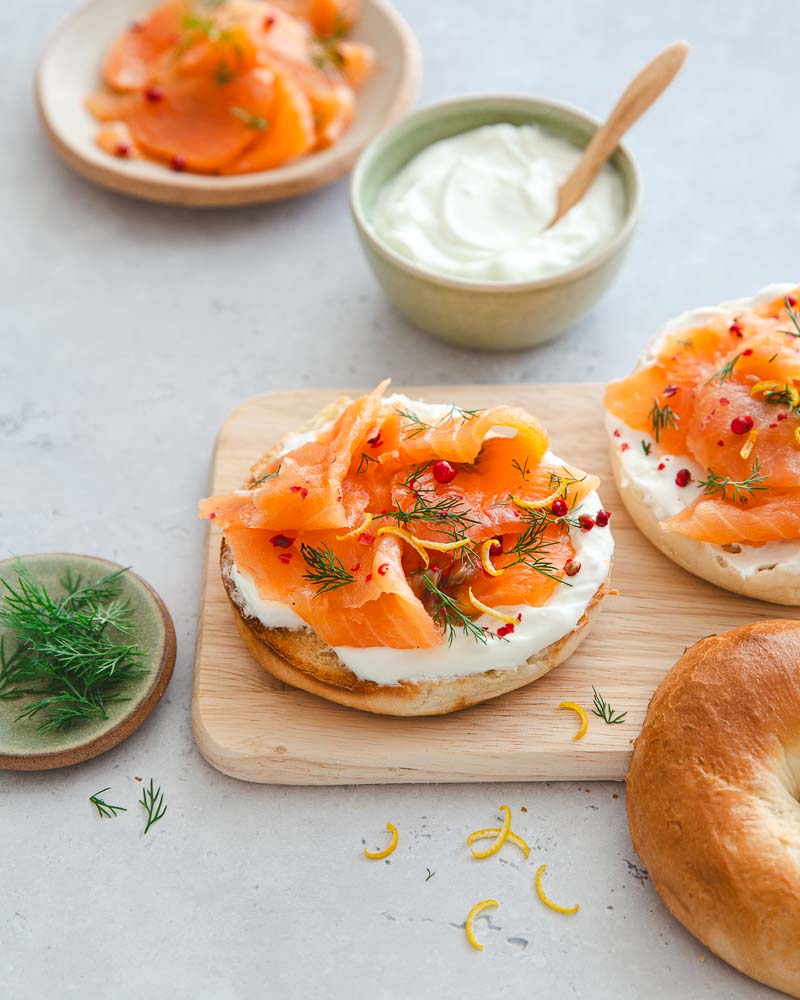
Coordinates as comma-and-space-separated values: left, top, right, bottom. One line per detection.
229, 394, 614, 684
607, 282, 800, 579
370, 123, 626, 283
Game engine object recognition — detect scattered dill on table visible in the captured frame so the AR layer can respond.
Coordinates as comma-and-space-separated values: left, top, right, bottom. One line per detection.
89, 788, 127, 819
0, 564, 142, 734
140, 778, 167, 834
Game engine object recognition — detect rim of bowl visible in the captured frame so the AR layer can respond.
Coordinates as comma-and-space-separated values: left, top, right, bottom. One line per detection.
350, 93, 642, 294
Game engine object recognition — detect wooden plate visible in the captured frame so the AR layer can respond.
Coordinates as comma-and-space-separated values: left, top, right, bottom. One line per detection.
0, 553, 175, 770
192, 385, 800, 785
35, 0, 421, 207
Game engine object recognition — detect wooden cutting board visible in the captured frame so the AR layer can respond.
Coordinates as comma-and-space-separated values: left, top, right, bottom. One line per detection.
192, 385, 799, 784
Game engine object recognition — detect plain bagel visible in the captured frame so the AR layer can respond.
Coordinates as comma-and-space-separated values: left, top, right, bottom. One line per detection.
627, 620, 800, 997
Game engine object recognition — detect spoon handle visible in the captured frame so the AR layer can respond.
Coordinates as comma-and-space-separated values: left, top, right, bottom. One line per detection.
550, 40, 689, 227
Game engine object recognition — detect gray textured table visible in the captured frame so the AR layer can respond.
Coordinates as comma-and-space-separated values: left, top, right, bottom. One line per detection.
2, 1, 796, 996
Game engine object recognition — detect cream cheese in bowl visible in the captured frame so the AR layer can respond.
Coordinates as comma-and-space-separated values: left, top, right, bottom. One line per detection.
370, 123, 626, 283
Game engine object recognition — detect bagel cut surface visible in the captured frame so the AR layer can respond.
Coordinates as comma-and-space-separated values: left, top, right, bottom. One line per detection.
627, 620, 800, 997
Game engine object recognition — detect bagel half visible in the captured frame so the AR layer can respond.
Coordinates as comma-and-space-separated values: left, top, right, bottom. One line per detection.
211, 393, 612, 716
627, 621, 800, 997
610, 445, 800, 605
606, 283, 800, 606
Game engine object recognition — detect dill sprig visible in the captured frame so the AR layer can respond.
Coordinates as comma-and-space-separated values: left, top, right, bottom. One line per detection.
300, 543, 355, 596
503, 507, 574, 585
90, 787, 127, 819
356, 451, 379, 474
425, 868, 436, 881
421, 575, 487, 646
139, 779, 167, 834
440, 405, 484, 423
780, 296, 800, 338
395, 407, 433, 439
511, 456, 530, 480
591, 687, 627, 725
395, 404, 485, 440
547, 467, 589, 499
373, 493, 479, 540
648, 399, 679, 442
252, 464, 281, 486
696, 460, 768, 505
708, 353, 742, 385
0, 565, 143, 734
641, 441, 652, 457
230, 106, 269, 130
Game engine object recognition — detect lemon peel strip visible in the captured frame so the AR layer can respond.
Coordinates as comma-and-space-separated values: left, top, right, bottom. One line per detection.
511, 488, 561, 512
559, 701, 588, 741
535, 864, 579, 915
480, 539, 504, 577
750, 380, 800, 407
375, 526, 430, 567
336, 512, 373, 541
465, 898, 499, 951
740, 427, 758, 460
468, 588, 517, 625
364, 822, 399, 860
467, 827, 530, 859
469, 806, 512, 859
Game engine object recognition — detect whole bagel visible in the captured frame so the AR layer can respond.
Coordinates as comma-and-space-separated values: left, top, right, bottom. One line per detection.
627, 620, 800, 997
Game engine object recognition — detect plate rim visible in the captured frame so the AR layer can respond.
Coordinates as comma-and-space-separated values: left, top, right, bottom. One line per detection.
34, 0, 422, 207
0, 552, 176, 771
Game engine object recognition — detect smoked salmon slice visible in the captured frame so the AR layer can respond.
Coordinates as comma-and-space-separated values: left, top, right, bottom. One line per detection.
201, 384, 605, 650
606, 288, 800, 546
219, 72, 315, 173
125, 68, 276, 172
103, 0, 188, 92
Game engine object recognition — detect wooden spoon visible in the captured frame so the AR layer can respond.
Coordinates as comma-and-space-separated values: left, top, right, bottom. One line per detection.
548, 41, 689, 228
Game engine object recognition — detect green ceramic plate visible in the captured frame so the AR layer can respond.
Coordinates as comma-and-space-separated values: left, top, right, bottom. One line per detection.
0, 553, 175, 770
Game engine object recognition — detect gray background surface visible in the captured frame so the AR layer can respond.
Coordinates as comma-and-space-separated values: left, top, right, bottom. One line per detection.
1, 0, 796, 996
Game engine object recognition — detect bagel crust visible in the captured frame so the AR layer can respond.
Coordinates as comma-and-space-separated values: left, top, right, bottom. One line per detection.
221, 539, 609, 716
627, 621, 800, 997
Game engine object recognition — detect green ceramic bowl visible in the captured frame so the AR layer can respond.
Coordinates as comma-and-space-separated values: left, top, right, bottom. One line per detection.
350, 94, 641, 351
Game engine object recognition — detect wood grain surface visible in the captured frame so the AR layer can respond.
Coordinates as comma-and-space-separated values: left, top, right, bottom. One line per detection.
192, 385, 799, 784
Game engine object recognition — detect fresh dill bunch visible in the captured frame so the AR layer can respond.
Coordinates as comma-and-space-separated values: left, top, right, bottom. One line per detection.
0, 564, 143, 734
140, 778, 167, 834
696, 460, 768, 505
421, 575, 487, 646
591, 687, 627, 725
648, 399, 679, 442
300, 543, 355, 596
